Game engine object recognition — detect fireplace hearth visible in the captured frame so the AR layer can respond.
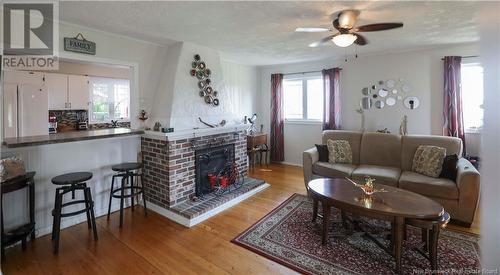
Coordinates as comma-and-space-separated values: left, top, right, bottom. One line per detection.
195, 143, 235, 197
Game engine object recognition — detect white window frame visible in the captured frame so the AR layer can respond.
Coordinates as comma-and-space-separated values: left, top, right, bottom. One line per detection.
460, 58, 483, 134
283, 72, 323, 124
88, 76, 131, 124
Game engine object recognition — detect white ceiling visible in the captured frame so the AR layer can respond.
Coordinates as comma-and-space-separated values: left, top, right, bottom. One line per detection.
60, 1, 481, 66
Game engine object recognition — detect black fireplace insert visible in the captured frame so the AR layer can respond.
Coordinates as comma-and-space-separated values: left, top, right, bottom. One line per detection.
195, 143, 235, 197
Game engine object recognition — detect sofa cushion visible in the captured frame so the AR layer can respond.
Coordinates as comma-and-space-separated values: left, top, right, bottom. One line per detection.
399, 171, 459, 199
327, 139, 352, 164
359, 133, 402, 168
315, 144, 329, 162
411, 145, 446, 178
312, 162, 357, 178
322, 131, 362, 165
351, 165, 401, 187
401, 135, 462, 171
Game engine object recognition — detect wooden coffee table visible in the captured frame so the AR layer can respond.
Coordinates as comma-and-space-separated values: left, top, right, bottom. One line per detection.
307, 178, 444, 274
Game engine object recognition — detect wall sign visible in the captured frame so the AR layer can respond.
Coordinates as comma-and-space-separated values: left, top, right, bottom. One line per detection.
64, 33, 96, 55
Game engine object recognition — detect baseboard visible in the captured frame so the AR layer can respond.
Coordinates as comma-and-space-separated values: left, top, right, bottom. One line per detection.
148, 183, 270, 227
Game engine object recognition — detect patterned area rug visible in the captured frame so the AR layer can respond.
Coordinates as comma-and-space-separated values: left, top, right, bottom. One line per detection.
232, 194, 480, 275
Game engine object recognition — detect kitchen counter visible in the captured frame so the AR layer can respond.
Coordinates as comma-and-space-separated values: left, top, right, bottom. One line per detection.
2, 128, 145, 148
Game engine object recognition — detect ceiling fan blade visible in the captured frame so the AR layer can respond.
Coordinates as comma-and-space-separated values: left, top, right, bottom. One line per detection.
295, 27, 331, 33
355, 23, 403, 32
353, 33, 368, 45
308, 34, 337, 47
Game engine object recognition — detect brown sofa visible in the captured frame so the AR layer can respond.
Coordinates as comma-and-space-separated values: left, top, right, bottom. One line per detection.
303, 130, 480, 226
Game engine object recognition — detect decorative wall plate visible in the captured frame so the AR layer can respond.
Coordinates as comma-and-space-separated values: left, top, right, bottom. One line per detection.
392, 89, 398, 94
190, 54, 220, 107
362, 87, 370, 95
196, 70, 205, 80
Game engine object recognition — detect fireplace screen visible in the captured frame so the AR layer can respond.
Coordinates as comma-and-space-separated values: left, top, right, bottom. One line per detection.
195, 144, 235, 196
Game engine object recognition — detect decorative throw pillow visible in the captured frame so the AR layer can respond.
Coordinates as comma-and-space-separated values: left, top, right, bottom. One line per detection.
412, 145, 446, 178
0, 157, 26, 183
326, 139, 353, 164
440, 154, 459, 180
315, 144, 329, 162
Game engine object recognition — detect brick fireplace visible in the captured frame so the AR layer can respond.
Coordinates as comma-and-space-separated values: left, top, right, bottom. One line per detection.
141, 126, 249, 209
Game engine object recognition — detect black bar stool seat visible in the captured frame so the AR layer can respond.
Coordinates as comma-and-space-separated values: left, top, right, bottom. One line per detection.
112, 163, 143, 172
108, 162, 147, 228
51, 172, 98, 254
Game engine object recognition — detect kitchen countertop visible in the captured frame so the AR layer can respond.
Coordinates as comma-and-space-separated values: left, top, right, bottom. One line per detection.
2, 128, 145, 148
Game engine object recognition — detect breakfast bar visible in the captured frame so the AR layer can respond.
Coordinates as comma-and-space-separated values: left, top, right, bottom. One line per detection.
1, 128, 144, 237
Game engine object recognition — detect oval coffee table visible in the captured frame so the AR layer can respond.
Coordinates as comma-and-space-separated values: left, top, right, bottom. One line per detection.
308, 178, 444, 274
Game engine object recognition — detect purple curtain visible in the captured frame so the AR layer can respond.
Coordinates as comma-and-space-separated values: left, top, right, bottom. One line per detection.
270, 73, 284, 162
443, 56, 466, 155
322, 68, 342, 130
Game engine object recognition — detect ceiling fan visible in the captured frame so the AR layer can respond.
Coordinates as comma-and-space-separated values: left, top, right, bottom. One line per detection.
296, 10, 403, 48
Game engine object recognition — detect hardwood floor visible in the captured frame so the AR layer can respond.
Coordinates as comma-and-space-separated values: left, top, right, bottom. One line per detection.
1, 164, 479, 274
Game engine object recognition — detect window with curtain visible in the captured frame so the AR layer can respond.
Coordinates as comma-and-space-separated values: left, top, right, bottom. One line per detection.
89, 77, 130, 123
283, 73, 324, 121
460, 61, 484, 132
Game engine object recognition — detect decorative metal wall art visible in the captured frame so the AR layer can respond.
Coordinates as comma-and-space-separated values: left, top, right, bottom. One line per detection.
190, 54, 219, 107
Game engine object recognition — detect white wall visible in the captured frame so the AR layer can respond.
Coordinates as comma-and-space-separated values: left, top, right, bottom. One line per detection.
152, 41, 259, 130
259, 43, 479, 165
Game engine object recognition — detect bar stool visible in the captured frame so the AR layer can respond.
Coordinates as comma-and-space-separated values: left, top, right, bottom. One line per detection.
51, 172, 98, 254
406, 211, 451, 271
107, 162, 147, 228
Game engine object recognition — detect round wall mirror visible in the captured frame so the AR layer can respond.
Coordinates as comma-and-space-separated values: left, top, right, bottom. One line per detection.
362, 87, 370, 95
378, 89, 389, 97
386, 97, 396, 106
402, 83, 412, 93
360, 97, 372, 109
386, 79, 396, 88
375, 100, 385, 109
403, 96, 420, 109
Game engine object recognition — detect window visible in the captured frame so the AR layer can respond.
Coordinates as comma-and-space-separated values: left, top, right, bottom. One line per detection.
89, 77, 130, 123
461, 61, 483, 132
283, 74, 324, 121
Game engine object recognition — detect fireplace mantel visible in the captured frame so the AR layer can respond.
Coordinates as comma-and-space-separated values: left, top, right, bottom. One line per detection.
144, 124, 249, 142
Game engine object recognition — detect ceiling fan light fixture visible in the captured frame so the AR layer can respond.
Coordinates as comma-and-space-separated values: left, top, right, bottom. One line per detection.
332, 34, 357, 47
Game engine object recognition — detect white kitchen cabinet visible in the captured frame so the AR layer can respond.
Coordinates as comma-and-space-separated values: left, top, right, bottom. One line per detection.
45, 73, 68, 110
68, 75, 90, 110
45, 73, 90, 110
